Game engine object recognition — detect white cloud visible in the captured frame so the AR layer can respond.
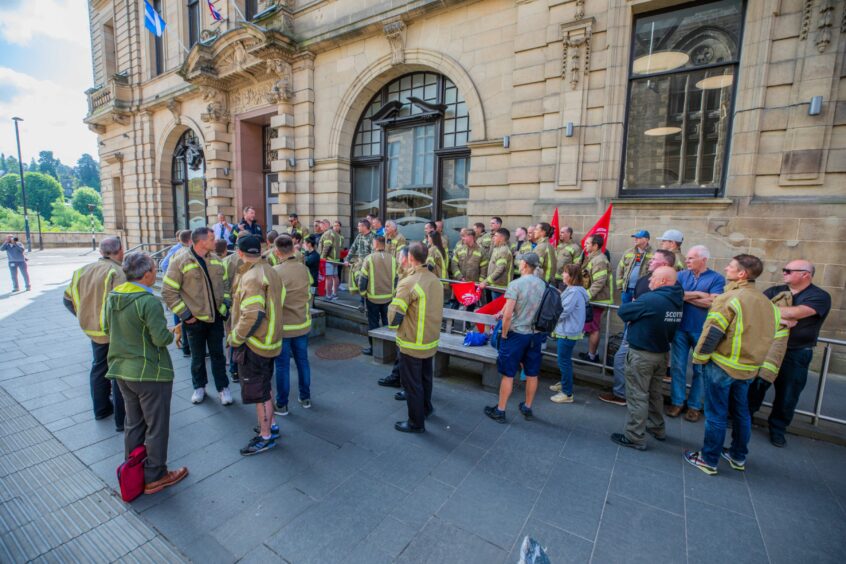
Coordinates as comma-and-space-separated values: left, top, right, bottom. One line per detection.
0, 67, 98, 165
0, 0, 90, 48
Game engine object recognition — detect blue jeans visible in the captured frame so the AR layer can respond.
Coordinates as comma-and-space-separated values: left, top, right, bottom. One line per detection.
670, 329, 704, 410
620, 290, 634, 304
747, 347, 813, 440
274, 335, 311, 406
9, 261, 30, 290
701, 362, 751, 467
612, 327, 629, 398
556, 338, 578, 396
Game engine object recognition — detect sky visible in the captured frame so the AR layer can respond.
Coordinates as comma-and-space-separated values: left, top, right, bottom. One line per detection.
0, 0, 99, 169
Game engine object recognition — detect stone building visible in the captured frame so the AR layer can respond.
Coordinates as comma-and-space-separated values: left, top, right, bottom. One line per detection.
85, 0, 844, 342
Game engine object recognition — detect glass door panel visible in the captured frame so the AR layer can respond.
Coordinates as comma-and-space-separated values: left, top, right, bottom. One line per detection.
439, 156, 469, 250
186, 165, 206, 230
386, 126, 434, 245
353, 165, 380, 223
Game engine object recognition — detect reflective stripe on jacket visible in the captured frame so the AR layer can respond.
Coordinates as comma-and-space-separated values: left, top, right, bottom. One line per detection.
274, 256, 312, 338
484, 244, 513, 289
533, 238, 557, 283
450, 244, 484, 282
616, 245, 654, 290
389, 265, 444, 359
555, 243, 580, 280
229, 261, 283, 358
161, 247, 228, 323
359, 250, 397, 304
64, 258, 126, 344
692, 280, 785, 380
582, 250, 612, 304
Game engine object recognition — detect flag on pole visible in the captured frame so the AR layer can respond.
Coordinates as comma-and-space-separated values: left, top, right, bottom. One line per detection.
207, 0, 223, 21
144, 0, 167, 37
550, 208, 560, 248
580, 205, 613, 253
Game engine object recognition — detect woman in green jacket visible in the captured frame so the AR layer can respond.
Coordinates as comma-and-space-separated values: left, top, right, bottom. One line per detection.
105, 252, 188, 495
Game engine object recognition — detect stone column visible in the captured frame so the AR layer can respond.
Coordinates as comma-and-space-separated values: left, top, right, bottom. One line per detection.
267, 59, 296, 229
200, 86, 235, 223
293, 52, 316, 224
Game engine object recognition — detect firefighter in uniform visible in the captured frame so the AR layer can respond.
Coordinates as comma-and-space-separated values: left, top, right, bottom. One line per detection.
616, 230, 655, 304
531, 222, 557, 284
385, 220, 407, 279
262, 230, 281, 266
63, 236, 126, 429
222, 246, 243, 382
450, 228, 485, 286
580, 234, 613, 363
287, 213, 309, 239
320, 219, 343, 300
228, 235, 284, 456
345, 219, 375, 297
389, 243, 444, 433
512, 227, 534, 277
685, 254, 784, 475
162, 227, 232, 406
358, 236, 398, 356
273, 236, 314, 416
555, 226, 581, 288
479, 228, 513, 300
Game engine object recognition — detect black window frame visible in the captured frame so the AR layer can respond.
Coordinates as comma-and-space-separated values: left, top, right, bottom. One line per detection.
171, 130, 207, 232
153, 0, 165, 75
187, 0, 200, 48
349, 72, 471, 231
618, 0, 745, 199
244, 0, 258, 20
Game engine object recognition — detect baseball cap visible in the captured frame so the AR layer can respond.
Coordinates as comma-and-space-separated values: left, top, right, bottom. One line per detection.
237, 235, 262, 256
631, 230, 650, 239
657, 229, 684, 244
517, 252, 540, 268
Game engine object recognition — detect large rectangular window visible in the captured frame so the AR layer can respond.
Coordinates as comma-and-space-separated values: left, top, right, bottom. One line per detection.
244, 0, 258, 20
187, 0, 200, 47
620, 0, 743, 197
153, 0, 164, 75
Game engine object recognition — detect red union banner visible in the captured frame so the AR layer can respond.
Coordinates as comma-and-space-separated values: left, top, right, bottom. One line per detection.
550, 208, 560, 248
317, 259, 326, 297
580, 205, 613, 253
451, 282, 481, 306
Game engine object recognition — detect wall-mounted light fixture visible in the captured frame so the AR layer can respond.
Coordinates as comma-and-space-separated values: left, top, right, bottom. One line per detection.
287, 157, 297, 168
308, 157, 315, 168
503, 135, 510, 149
565, 122, 574, 137
808, 95, 823, 116
223, 167, 230, 176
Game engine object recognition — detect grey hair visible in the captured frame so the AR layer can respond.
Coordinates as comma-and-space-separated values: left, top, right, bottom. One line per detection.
122, 252, 156, 282
385, 220, 398, 230
689, 245, 710, 259
99, 237, 122, 258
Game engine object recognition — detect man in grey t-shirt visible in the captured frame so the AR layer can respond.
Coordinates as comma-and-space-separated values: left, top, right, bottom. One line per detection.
1, 235, 30, 291
485, 252, 548, 423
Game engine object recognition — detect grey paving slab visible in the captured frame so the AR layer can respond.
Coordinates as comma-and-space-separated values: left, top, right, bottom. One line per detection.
391, 475, 455, 530
396, 518, 506, 564
687, 500, 768, 564
593, 494, 686, 564
506, 518, 595, 564
609, 460, 685, 516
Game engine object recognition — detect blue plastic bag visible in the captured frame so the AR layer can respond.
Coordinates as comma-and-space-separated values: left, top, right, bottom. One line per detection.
463, 331, 489, 347
490, 319, 502, 350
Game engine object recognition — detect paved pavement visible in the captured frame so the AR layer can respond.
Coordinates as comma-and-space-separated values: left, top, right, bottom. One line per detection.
1, 249, 845, 563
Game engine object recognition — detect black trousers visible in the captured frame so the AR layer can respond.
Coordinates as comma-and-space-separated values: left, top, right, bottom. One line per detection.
91, 341, 125, 426
399, 352, 433, 430
118, 379, 173, 483
185, 317, 229, 391
366, 300, 389, 347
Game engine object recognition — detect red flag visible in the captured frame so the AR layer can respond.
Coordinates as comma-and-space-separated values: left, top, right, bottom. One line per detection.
475, 296, 506, 333
580, 205, 613, 253
550, 208, 560, 248
451, 282, 481, 306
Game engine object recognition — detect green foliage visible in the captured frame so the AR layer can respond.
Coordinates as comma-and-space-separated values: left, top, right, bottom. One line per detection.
49, 201, 103, 232
0, 174, 20, 209
37, 150, 60, 179
71, 187, 103, 220
0, 206, 25, 232
22, 172, 63, 220
75, 154, 100, 191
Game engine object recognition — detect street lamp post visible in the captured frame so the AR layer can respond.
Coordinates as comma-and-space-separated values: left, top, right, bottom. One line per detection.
12, 117, 32, 252
87, 203, 97, 251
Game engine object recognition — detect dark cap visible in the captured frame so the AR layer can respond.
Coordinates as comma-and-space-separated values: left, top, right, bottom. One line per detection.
517, 252, 540, 268
237, 235, 262, 256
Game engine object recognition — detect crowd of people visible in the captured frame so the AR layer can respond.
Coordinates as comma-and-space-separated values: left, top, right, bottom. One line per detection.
60, 206, 832, 494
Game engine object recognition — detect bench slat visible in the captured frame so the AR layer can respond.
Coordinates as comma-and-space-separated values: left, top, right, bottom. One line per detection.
441, 309, 497, 325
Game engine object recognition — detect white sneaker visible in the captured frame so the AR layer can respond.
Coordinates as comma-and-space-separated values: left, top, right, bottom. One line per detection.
549, 382, 562, 392
191, 388, 206, 404
550, 392, 574, 404
219, 388, 233, 406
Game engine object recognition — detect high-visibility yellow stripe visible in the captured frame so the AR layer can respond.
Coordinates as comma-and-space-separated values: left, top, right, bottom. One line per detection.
218, 303, 227, 315
693, 351, 711, 361
775, 329, 789, 339
707, 311, 729, 331
729, 298, 742, 362
413, 284, 426, 346
265, 297, 276, 345
247, 336, 282, 351
591, 269, 607, 279
195, 314, 210, 322
210, 259, 223, 267
762, 361, 778, 373
70, 269, 82, 311
172, 301, 186, 314
242, 295, 266, 307
712, 353, 760, 372
84, 329, 107, 337
182, 263, 199, 273
163, 276, 180, 290
99, 269, 115, 334
396, 337, 439, 351
391, 297, 408, 312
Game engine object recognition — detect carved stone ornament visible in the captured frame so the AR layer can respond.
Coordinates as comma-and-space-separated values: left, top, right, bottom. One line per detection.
265, 59, 293, 103
560, 19, 593, 90
230, 79, 276, 113
200, 86, 229, 123
815, 0, 834, 53
167, 99, 182, 125
799, 0, 813, 40
383, 20, 407, 65
574, 0, 584, 20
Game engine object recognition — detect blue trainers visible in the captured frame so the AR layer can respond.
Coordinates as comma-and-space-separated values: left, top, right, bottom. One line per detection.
252, 424, 280, 440
519, 402, 534, 421
240, 435, 276, 456
484, 405, 506, 423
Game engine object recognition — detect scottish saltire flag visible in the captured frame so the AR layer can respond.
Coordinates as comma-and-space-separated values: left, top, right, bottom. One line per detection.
207, 0, 223, 21
144, 0, 166, 37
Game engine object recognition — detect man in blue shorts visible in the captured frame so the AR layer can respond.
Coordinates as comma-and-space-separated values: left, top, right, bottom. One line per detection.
485, 252, 547, 423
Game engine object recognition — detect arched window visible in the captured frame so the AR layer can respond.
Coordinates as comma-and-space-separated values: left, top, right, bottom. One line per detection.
172, 130, 207, 232
351, 72, 471, 246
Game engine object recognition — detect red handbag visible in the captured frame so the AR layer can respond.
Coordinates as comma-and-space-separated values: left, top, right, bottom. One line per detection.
116, 445, 147, 502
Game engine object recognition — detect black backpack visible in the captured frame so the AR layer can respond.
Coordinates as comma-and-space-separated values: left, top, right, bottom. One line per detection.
533, 282, 563, 334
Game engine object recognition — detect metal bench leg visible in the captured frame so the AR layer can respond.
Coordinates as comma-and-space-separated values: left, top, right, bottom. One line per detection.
434, 352, 449, 378
372, 339, 396, 364
481, 364, 500, 391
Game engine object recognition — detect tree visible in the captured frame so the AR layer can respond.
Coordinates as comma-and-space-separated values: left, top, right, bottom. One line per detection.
37, 151, 61, 180
71, 187, 103, 221
23, 172, 63, 220
50, 200, 103, 232
29, 158, 37, 172
75, 154, 101, 191
0, 174, 21, 209
4, 154, 21, 175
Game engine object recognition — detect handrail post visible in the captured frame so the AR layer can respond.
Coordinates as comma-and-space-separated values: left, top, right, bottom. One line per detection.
601, 305, 611, 375
812, 343, 832, 426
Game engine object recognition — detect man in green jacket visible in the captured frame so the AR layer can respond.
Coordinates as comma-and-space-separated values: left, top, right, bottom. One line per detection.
106, 252, 188, 495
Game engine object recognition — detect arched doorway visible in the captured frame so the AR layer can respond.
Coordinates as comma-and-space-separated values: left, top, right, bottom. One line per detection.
171, 129, 207, 231
350, 72, 471, 246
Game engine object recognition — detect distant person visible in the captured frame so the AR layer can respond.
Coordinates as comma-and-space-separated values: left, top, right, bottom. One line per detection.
160, 230, 191, 273
263, 230, 281, 266
358, 236, 397, 356
550, 264, 589, 404
610, 266, 683, 450
1, 235, 29, 292
303, 235, 320, 293
748, 259, 831, 448
288, 213, 309, 239
479, 227, 513, 300
616, 230, 654, 304
106, 252, 187, 494
684, 255, 782, 475
657, 229, 685, 271
63, 237, 126, 430
213, 213, 233, 248
229, 206, 262, 244
531, 222, 557, 284
555, 226, 580, 289
579, 234, 612, 364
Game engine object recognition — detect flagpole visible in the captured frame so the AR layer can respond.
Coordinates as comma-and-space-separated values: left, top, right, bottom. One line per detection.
229, 0, 246, 21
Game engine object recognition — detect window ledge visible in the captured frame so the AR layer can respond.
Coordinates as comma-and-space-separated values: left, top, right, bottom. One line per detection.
610, 197, 734, 208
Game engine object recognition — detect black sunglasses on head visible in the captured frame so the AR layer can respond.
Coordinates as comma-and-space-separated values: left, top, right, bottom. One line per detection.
782, 268, 809, 274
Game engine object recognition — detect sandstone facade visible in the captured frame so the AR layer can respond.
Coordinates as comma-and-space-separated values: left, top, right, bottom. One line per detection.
86, 0, 844, 345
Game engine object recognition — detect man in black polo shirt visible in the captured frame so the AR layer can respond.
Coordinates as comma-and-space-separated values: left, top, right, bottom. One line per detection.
748, 259, 831, 448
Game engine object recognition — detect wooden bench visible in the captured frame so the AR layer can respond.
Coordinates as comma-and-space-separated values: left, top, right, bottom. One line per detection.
369, 308, 501, 389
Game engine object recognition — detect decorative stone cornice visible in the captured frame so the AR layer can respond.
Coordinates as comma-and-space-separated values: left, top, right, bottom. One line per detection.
265, 59, 293, 103
200, 86, 229, 123
815, 0, 834, 53
560, 18, 594, 90
166, 99, 182, 125
799, 0, 813, 40
383, 20, 407, 65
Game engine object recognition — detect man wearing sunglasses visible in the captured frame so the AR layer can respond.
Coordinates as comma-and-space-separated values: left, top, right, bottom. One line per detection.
748, 260, 831, 448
